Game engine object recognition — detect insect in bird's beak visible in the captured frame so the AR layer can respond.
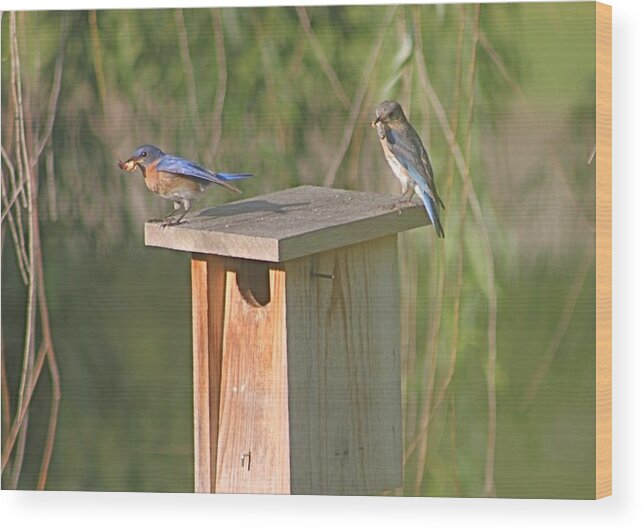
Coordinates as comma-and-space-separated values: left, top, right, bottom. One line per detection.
371, 116, 381, 128
118, 157, 139, 172
118, 153, 147, 172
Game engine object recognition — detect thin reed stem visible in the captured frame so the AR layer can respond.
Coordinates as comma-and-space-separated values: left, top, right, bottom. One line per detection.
34, 15, 68, 161
296, 7, 351, 110
175, 10, 204, 142
523, 245, 594, 408
88, 11, 108, 117
207, 9, 228, 161
35, 242, 62, 489
323, 6, 399, 187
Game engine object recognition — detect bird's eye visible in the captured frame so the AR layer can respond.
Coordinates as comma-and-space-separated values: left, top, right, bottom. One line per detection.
140, 152, 147, 158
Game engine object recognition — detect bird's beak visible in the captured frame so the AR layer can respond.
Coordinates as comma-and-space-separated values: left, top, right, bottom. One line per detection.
118, 155, 143, 172
371, 116, 381, 128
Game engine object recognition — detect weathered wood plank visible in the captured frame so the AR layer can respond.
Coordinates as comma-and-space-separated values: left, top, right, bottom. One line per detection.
595, 1, 612, 500
145, 186, 430, 262
215, 264, 290, 494
191, 255, 226, 493
285, 235, 403, 495
191, 257, 211, 493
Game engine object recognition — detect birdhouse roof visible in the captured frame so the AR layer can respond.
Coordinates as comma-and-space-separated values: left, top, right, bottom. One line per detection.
145, 185, 430, 262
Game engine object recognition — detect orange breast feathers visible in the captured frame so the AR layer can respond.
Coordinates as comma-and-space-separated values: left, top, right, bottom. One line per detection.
142, 159, 161, 195
141, 161, 200, 197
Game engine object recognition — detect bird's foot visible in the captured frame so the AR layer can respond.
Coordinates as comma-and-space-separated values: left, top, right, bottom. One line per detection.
390, 197, 416, 215
161, 217, 183, 228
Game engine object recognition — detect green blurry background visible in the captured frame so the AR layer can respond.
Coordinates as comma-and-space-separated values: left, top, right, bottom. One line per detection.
1, 3, 596, 498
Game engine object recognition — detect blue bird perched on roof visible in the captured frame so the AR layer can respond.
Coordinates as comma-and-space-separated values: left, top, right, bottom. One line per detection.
372, 101, 445, 238
119, 144, 252, 226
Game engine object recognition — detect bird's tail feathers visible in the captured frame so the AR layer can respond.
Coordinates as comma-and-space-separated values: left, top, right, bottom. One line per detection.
419, 190, 445, 238
215, 172, 253, 181
213, 173, 252, 194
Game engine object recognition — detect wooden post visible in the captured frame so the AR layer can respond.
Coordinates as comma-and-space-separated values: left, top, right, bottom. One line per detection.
146, 185, 431, 494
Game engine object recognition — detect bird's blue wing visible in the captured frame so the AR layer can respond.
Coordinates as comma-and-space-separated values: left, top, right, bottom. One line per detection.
385, 126, 445, 237
385, 127, 445, 209
157, 156, 225, 183
157, 156, 251, 193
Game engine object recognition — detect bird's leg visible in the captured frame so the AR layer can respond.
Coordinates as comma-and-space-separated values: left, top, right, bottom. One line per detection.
160, 202, 183, 227
161, 200, 191, 227
398, 186, 415, 203
391, 186, 415, 214
148, 203, 179, 223
166, 201, 183, 219
173, 200, 191, 225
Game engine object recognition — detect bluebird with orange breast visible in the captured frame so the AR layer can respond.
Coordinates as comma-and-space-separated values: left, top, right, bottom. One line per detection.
372, 100, 445, 238
119, 145, 251, 226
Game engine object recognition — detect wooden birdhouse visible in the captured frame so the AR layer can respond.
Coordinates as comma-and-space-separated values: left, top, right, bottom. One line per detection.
145, 185, 430, 495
